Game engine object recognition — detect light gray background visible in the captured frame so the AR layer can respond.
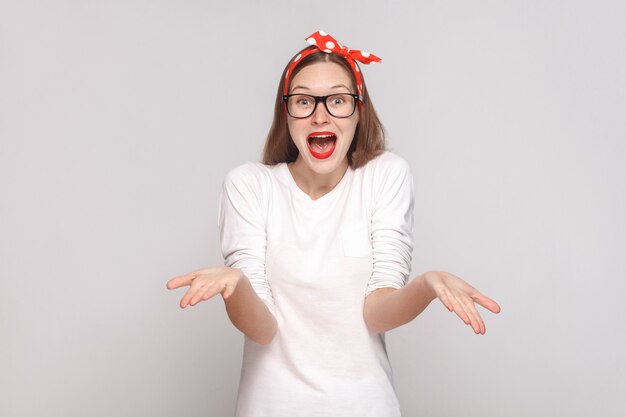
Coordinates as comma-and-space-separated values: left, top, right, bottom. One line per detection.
1, 1, 624, 416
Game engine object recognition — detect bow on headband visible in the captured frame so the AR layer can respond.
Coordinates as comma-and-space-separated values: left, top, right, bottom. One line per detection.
283, 30, 382, 97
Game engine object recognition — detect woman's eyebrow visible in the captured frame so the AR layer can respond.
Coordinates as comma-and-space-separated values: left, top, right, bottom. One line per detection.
290, 84, 352, 92
329, 84, 352, 90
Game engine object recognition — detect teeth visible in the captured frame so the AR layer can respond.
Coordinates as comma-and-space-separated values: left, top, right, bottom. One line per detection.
309, 135, 336, 139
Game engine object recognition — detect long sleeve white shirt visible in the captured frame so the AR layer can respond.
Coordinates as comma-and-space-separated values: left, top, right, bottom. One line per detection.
218, 151, 414, 417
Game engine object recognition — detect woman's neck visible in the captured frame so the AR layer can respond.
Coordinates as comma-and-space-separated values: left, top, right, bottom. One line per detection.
288, 156, 349, 200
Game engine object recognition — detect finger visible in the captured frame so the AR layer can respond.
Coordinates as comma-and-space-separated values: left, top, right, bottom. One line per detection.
472, 292, 501, 314
436, 288, 454, 312
195, 280, 230, 305
448, 293, 472, 325
189, 281, 212, 306
167, 273, 196, 290
459, 293, 485, 334
462, 297, 485, 334
191, 279, 225, 306
180, 278, 206, 308
180, 289, 194, 308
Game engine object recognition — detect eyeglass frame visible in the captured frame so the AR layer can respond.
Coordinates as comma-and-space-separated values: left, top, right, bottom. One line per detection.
282, 93, 362, 119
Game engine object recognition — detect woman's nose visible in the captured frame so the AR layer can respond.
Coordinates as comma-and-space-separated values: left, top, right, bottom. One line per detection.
311, 102, 330, 124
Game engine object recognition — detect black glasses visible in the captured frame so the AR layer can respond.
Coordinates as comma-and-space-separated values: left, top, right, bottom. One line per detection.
283, 93, 360, 119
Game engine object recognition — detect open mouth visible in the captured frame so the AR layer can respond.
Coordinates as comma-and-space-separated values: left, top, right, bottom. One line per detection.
307, 132, 337, 159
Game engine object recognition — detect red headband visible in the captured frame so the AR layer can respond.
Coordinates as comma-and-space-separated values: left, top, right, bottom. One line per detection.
283, 30, 382, 98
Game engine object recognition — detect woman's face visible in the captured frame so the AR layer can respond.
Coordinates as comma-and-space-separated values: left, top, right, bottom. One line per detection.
287, 61, 359, 176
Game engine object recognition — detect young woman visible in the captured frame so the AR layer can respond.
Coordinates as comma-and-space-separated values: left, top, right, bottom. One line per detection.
167, 30, 501, 417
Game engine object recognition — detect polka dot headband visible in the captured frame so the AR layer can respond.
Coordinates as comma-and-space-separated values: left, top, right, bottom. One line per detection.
283, 30, 382, 98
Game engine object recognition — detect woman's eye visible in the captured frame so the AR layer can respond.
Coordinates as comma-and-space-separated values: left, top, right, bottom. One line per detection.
295, 96, 312, 106
330, 96, 345, 105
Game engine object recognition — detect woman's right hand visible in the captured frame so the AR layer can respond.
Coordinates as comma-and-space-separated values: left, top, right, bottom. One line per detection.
166, 266, 242, 308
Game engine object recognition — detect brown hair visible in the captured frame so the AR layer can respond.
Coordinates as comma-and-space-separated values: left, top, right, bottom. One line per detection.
262, 46, 386, 168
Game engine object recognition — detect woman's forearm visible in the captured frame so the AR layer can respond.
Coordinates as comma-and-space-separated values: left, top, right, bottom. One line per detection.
223, 270, 277, 345
363, 274, 437, 334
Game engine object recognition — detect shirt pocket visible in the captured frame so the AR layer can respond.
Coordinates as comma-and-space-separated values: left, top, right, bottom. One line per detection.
340, 221, 372, 258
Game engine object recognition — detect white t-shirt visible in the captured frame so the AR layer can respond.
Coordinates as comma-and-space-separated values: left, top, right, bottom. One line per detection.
219, 151, 414, 417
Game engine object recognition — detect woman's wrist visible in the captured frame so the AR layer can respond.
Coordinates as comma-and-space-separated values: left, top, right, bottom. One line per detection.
222, 267, 247, 302
414, 271, 438, 302
227, 267, 244, 283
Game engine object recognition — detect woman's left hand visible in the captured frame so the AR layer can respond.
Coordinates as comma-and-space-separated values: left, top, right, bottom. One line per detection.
422, 271, 501, 334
